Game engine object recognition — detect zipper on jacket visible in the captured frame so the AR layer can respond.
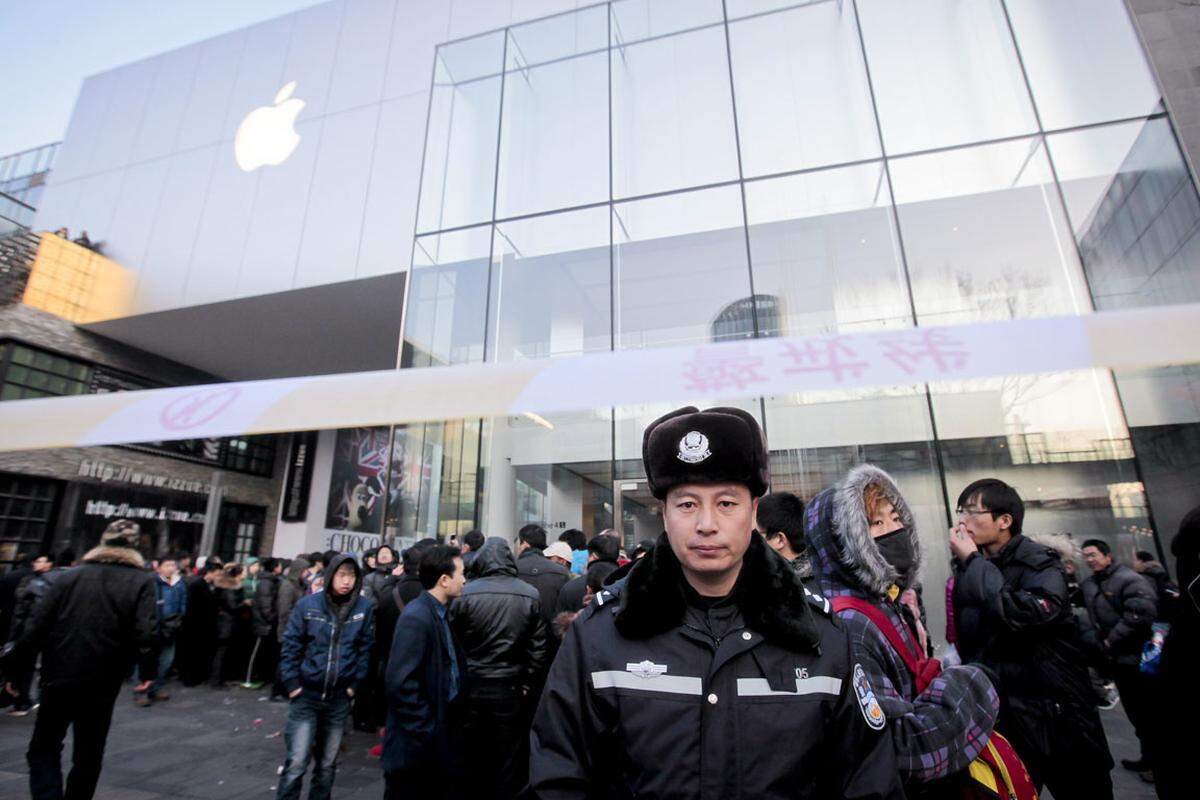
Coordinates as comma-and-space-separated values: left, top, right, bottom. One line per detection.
322, 614, 341, 701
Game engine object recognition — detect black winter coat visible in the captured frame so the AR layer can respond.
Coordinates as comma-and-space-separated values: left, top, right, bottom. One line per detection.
1081, 562, 1157, 666
214, 581, 242, 641
451, 538, 550, 688
517, 548, 570, 625
4, 545, 156, 689
253, 572, 280, 637
384, 590, 468, 776
952, 535, 1112, 775
953, 535, 1095, 708
529, 533, 904, 800
275, 558, 309, 643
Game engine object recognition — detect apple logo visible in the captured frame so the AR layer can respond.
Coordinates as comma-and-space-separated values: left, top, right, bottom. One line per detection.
234, 81, 305, 172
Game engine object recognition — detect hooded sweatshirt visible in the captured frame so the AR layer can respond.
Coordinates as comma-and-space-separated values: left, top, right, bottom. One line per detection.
805, 464, 998, 789
278, 553, 374, 697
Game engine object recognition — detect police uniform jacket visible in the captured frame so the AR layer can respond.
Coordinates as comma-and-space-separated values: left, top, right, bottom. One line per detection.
529, 532, 904, 800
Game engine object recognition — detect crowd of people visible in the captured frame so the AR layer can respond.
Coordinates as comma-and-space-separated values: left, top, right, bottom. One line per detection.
0, 404, 1197, 800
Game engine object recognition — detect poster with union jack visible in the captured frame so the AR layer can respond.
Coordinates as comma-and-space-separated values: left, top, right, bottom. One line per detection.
325, 426, 389, 532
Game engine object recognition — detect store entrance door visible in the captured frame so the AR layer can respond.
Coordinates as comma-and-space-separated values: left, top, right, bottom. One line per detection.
613, 479, 658, 553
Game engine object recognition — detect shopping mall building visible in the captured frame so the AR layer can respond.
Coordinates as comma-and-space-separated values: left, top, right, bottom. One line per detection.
2, 0, 1199, 628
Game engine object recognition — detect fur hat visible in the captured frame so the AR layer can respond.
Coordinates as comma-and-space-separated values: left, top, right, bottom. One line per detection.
642, 406, 770, 499
100, 519, 140, 549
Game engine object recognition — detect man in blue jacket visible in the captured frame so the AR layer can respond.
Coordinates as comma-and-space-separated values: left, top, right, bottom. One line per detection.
134, 554, 188, 706
383, 544, 467, 800
277, 553, 374, 800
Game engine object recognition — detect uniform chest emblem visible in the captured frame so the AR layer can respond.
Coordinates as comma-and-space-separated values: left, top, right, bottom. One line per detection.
677, 431, 711, 464
853, 663, 886, 731
626, 660, 668, 679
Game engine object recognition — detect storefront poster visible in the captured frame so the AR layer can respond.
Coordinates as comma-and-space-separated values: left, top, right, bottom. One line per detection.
325, 427, 388, 532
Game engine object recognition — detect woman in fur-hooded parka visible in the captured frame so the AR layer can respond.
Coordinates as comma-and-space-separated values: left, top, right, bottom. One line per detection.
805, 464, 998, 796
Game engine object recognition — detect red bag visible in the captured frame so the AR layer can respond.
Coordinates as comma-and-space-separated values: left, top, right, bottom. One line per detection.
832, 596, 1037, 800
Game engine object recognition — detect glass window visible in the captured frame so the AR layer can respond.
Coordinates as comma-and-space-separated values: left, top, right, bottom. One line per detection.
744, 161, 910, 337
481, 409, 615, 540
856, 0, 1037, 154
889, 137, 1091, 326
610, 0, 723, 44
1004, 0, 1161, 130
1048, 118, 1200, 310
490, 206, 611, 362
613, 185, 752, 350
496, 8, 609, 218
728, 0, 880, 178
404, 226, 493, 367
417, 32, 506, 233
611, 24, 739, 198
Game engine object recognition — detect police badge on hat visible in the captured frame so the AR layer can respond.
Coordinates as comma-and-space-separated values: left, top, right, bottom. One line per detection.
677, 431, 711, 464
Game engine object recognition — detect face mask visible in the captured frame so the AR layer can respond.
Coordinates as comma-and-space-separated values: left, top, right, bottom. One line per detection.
875, 528, 914, 583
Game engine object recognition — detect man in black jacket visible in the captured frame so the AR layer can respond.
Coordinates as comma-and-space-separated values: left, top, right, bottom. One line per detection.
452, 537, 550, 800
248, 558, 282, 687
529, 406, 903, 800
1080, 539, 1158, 775
2, 519, 157, 800
515, 524, 570, 626
384, 545, 468, 800
951, 479, 1113, 800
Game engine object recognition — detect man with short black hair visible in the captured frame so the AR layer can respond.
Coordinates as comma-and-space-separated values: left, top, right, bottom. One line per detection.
462, 529, 486, 569
555, 532, 620, 615
1080, 538, 1158, 777
756, 491, 815, 590
557, 528, 587, 576
3, 519, 157, 800
516, 524, 570, 625
951, 479, 1114, 799
1133, 548, 1179, 622
384, 545, 467, 800
5, 552, 55, 716
133, 555, 188, 706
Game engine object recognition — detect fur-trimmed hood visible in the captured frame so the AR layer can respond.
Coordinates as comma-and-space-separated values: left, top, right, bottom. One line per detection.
613, 531, 820, 652
805, 464, 921, 598
81, 544, 145, 569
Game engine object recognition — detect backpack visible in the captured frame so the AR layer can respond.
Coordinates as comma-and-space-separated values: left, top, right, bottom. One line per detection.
832, 596, 1038, 800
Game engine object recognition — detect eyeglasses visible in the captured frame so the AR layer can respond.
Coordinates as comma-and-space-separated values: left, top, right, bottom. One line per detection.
955, 507, 992, 519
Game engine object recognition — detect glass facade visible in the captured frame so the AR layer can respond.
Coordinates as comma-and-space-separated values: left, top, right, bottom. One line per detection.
0, 142, 59, 209
371, 1, 1200, 635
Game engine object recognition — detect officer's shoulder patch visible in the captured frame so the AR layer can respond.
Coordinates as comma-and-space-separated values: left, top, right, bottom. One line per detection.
577, 586, 620, 623
803, 586, 831, 616
852, 663, 886, 731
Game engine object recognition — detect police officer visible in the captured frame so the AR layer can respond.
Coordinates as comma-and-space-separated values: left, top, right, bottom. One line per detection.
529, 406, 904, 800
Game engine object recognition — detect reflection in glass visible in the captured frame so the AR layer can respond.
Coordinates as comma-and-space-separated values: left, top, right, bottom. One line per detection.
890, 137, 1091, 325
417, 32, 505, 233
1048, 118, 1200, 310
744, 162, 908, 337
404, 226, 492, 368
728, 0, 880, 177
857, 0, 1037, 154
497, 9, 608, 218
490, 207, 612, 361
1046, 116, 1200, 549
1004, 0, 1160, 130
611, 24, 739, 198
613, 186, 751, 349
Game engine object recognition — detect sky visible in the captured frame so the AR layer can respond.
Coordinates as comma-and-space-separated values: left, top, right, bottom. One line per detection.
0, 0, 326, 156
